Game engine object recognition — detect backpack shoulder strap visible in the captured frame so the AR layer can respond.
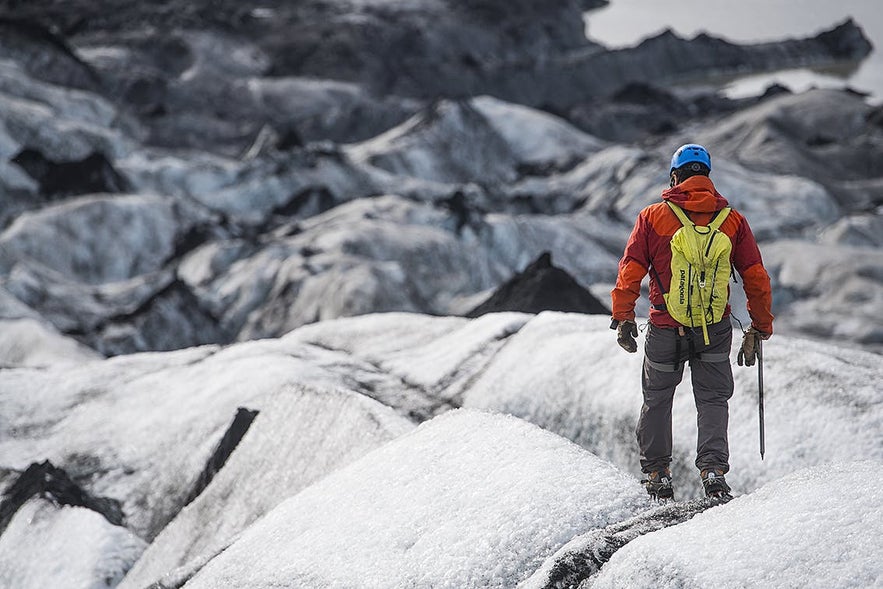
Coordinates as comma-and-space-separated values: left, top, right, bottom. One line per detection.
667, 201, 732, 231
665, 201, 693, 227
709, 207, 731, 232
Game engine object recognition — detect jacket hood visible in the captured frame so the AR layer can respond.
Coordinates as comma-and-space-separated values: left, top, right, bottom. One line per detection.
662, 175, 729, 213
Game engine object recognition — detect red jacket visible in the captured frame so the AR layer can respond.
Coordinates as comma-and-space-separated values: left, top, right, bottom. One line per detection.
611, 175, 774, 334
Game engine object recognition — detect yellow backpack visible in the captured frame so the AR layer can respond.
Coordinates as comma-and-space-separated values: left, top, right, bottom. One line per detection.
664, 202, 732, 345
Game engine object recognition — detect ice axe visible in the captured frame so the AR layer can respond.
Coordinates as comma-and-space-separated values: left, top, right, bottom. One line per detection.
757, 338, 765, 460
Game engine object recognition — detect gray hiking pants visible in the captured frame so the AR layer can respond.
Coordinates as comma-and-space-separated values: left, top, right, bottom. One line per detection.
637, 319, 734, 475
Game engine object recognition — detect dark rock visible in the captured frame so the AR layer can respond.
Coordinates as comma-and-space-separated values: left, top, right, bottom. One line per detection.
272, 187, 336, 219
183, 407, 259, 506
121, 73, 169, 117
815, 18, 874, 57
0, 17, 102, 91
440, 190, 480, 234
760, 83, 793, 100
11, 148, 129, 198
845, 87, 870, 99
567, 83, 692, 143
513, 19, 874, 111
276, 126, 303, 151
4, 1, 871, 156
467, 252, 610, 317
262, 0, 607, 93
806, 134, 837, 147
168, 222, 219, 262
867, 105, 883, 129
612, 83, 683, 108
531, 498, 723, 588
84, 279, 230, 356
0, 460, 124, 535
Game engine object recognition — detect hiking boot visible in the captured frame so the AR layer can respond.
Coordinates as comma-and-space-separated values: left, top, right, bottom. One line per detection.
641, 468, 674, 501
701, 468, 732, 501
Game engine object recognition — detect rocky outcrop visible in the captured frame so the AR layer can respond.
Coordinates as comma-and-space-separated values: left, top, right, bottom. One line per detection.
467, 252, 610, 317
522, 498, 723, 589
0, 1, 880, 355
564, 82, 753, 143
2, 1, 871, 156
0, 461, 124, 534
692, 88, 883, 213
521, 19, 872, 111
0, 18, 101, 91
11, 148, 129, 198
347, 96, 605, 198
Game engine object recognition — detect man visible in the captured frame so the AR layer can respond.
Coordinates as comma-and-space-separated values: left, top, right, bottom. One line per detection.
610, 143, 774, 501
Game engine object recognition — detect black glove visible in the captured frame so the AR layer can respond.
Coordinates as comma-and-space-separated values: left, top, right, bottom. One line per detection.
613, 319, 638, 353
737, 326, 770, 366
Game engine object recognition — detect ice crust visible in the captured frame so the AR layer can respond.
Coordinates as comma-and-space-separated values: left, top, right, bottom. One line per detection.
184, 410, 649, 589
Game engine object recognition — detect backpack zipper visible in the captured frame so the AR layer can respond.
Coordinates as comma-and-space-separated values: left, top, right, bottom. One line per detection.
705, 231, 717, 256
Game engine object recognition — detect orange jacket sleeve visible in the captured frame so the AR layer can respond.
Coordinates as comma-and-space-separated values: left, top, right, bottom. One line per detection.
611, 213, 649, 321
741, 264, 774, 334
732, 216, 774, 334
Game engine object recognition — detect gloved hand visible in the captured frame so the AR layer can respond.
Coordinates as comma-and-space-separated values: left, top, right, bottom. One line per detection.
614, 319, 639, 353
737, 326, 770, 366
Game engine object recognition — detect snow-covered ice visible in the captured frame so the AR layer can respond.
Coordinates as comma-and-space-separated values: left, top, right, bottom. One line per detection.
183, 409, 649, 589
0, 335, 422, 540
0, 499, 146, 589
119, 384, 413, 589
1, 311, 881, 588
0, 317, 102, 368
587, 460, 883, 589
0, 194, 193, 285
464, 312, 883, 499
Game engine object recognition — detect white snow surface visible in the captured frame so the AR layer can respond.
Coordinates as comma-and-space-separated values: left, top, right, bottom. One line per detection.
464, 312, 883, 499
184, 409, 649, 589
1, 312, 881, 588
0, 317, 102, 367
119, 384, 413, 589
0, 499, 146, 589
587, 460, 883, 589
0, 332, 427, 540
287, 311, 531, 400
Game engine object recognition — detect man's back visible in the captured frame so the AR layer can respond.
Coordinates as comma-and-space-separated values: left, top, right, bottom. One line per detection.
612, 175, 773, 334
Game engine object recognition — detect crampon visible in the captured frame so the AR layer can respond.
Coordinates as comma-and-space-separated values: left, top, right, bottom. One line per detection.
641, 469, 674, 503
701, 469, 732, 502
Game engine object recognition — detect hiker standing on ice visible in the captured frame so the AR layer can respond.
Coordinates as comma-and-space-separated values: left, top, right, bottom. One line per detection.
610, 144, 774, 501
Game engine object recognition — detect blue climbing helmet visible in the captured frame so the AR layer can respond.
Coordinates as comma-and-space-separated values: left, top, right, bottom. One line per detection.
670, 143, 711, 173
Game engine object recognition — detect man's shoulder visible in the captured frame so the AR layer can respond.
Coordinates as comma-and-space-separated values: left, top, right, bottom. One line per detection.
719, 206, 748, 235
636, 201, 672, 220
638, 201, 680, 234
